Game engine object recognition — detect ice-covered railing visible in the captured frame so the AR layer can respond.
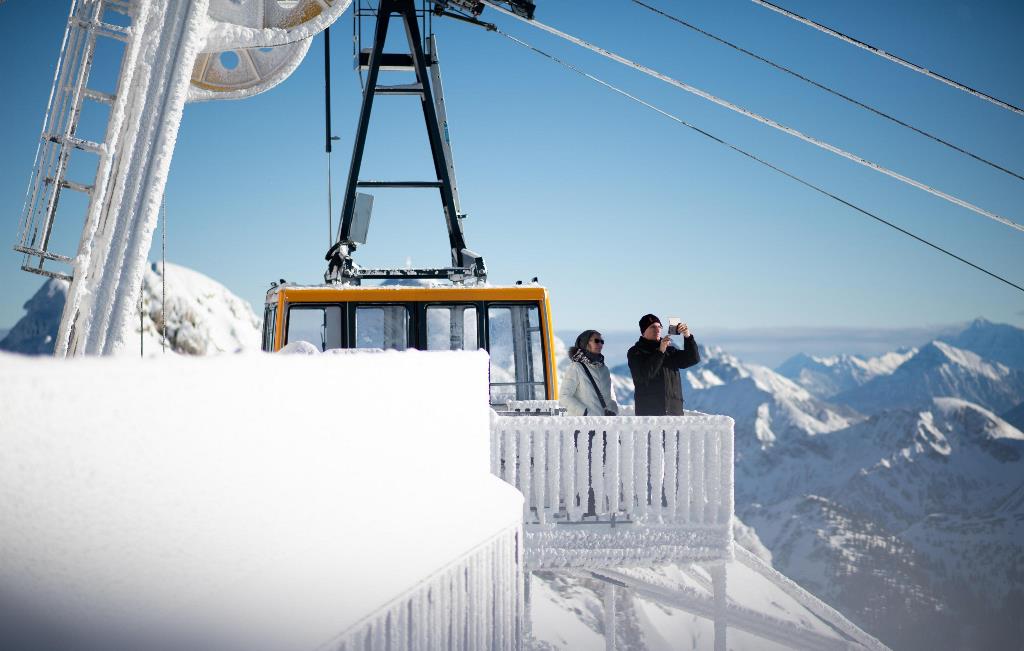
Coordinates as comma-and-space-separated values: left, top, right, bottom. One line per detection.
490, 412, 735, 568
333, 524, 523, 651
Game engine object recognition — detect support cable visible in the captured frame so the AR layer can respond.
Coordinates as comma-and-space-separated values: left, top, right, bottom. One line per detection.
481, 1, 1024, 234
750, 0, 1024, 118
631, 0, 1024, 183
490, 28, 1024, 294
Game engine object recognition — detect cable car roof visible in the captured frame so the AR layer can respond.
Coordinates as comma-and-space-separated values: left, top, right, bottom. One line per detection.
267, 283, 550, 303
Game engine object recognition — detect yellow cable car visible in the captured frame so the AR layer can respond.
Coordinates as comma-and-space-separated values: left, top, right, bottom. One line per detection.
262, 3, 560, 405
262, 283, 558, 405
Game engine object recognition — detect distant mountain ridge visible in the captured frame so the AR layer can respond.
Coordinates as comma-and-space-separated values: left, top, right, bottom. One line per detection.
941, 317, 1024, 369
834, 340, 1024, 415
775, 348, 916, 398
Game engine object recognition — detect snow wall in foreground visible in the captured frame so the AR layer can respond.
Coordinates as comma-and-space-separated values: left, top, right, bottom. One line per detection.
0, 349, 523, 651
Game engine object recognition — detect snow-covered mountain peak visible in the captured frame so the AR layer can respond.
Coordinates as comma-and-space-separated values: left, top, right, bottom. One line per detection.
743, 363, 814, 401
776, 348, 916, 399
924, 340, 1008, 380
0, 279, 68, 355
940, 318, 1024, 370
930, 397, 1024, 443
136, 262, 261, 355
1, 264, 261, 356
862, 347, 917, 374
844, 398, 1023, 466
698, 345, 752, 382
835, 340, 1024, 415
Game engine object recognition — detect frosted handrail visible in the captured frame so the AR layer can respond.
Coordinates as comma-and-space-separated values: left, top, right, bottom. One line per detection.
490, 414, 734, 527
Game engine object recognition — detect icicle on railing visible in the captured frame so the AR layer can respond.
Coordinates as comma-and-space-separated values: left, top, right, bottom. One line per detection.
490, 413, 735, 527
331, 524, 523, 651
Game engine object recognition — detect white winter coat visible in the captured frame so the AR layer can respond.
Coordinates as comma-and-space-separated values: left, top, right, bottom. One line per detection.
559, 356, 619, 416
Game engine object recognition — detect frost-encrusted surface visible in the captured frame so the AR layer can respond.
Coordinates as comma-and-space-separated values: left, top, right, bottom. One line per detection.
492, 412, 735, 569
202, 0, 353, 52
526, 526, 732, 569
0, 350, 521, 650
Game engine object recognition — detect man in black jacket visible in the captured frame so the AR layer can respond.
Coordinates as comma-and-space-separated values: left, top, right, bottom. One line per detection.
627, 313, 700, 416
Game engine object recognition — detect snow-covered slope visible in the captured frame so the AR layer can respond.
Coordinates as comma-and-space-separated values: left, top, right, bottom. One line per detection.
741, 398, 1024, 650
0, 263, 261, 356
775, 349, 915, 398
835, 340, 1024, 414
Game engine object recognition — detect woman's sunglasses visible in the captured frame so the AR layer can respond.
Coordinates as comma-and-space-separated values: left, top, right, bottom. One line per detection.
591, 338, 605, 344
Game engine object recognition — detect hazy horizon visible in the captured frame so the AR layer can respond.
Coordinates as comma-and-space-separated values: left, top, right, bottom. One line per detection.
558, 321, 971, 368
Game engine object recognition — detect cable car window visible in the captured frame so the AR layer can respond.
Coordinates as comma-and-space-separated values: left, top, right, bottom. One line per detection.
426, 305, 479, 351
286, 305, 342, 351
355, 305, 410, 350
487, 304, 545, 404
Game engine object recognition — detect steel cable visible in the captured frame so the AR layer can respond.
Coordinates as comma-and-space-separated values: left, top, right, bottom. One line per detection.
490, 28, 1024, 294
481, 0, 1024, 235
632, 0, 1024, 183
750, 0, 1024, 117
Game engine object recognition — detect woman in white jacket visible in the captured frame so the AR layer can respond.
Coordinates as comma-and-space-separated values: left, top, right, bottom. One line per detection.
559, 330, 619, 416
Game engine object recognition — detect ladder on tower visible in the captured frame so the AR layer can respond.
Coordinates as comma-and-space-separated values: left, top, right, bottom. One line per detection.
14, 0, 135, 282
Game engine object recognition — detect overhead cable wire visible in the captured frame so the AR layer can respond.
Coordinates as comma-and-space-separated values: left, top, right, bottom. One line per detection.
481, 0, 1024, 235
750, 0, 1024, 117
489, 27, 1024, 294
631, 0, 1024, 183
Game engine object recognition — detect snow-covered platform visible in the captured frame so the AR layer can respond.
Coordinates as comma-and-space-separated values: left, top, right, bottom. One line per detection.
0, 350, 523, 650
495, 402, 888, 650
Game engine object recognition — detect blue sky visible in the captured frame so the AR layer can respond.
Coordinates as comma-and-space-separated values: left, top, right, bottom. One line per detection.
1, 0, 1022, 342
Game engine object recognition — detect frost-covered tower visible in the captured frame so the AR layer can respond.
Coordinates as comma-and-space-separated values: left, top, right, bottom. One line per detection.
15, 0, 353, 356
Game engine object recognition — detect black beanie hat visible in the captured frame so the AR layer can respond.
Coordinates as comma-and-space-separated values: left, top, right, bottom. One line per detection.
639, 313, 661, 333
